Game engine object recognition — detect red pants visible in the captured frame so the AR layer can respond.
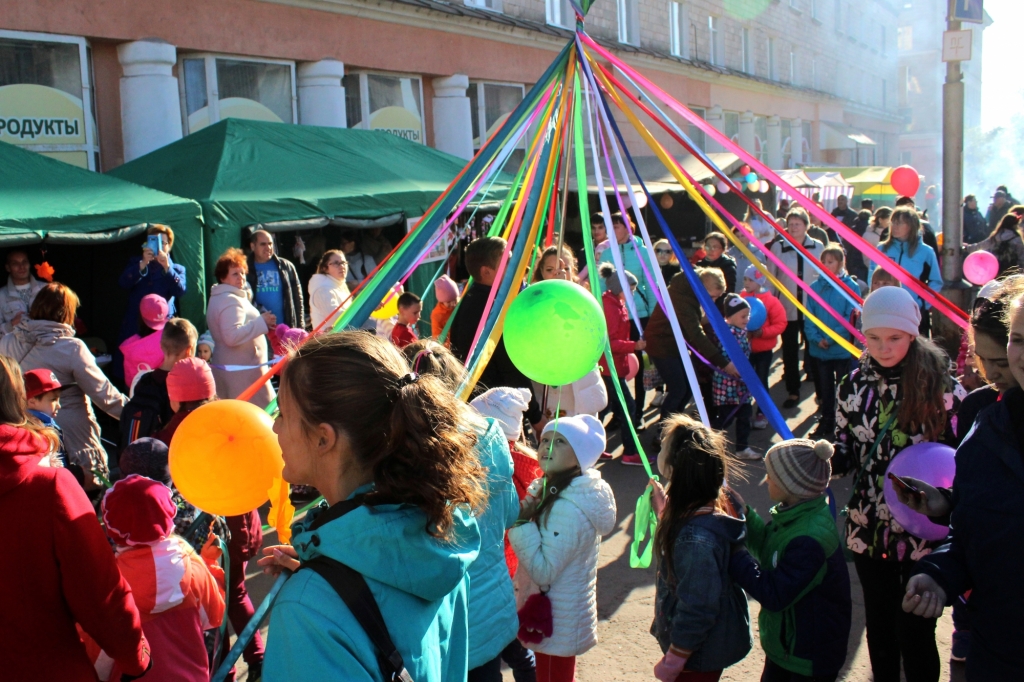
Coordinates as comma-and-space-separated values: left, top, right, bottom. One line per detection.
535, 653, 576, 682
224, 560, 264, 682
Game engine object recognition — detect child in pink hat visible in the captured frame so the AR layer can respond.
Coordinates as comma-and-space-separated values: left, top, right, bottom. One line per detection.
119, 294, 169, 386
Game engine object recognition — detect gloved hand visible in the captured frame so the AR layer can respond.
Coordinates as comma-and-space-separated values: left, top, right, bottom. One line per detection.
653, 649, 688, 681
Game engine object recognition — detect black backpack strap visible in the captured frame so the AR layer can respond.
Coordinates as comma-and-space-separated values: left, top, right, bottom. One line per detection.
302, 556, 414, 682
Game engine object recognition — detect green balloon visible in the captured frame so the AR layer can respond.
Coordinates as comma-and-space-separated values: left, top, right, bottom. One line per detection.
504, 280, 607, 386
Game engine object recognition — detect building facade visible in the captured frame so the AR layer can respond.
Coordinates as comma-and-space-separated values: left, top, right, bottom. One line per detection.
0, 0, 902, 175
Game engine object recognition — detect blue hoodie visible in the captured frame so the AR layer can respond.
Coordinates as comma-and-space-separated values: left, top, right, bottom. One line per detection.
263, 491, 481, 682
867, 239, 941, 309
803, 272, 859, 362
599, 235, 657, 319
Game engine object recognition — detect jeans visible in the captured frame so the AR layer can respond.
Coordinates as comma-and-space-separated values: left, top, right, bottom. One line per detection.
630, 317, 649, 419
500, 639, 537, 682
602, 374, 637, 456
813, 357, 853, 438
749, 350, 773, 417
781, 321, 804, 396
760, 659, 838, 682
535, 653, 575, 682
652, 355, 693, 421
712, 403, 752, 449
853, 554, 939, 682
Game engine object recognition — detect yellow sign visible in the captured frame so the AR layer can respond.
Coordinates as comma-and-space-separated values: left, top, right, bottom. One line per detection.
0, 83, 89, 168
188, 97, 284, 133
369, 105, 422, 144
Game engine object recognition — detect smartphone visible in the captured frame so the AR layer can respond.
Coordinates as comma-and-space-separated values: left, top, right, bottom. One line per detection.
887, 472, 919, 496
145, 234, 163, 254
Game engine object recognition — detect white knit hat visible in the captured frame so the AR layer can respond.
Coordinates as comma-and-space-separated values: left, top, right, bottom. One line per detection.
861, 286, 921, 336
542, 414, 606, 471
471, 387, 531, 441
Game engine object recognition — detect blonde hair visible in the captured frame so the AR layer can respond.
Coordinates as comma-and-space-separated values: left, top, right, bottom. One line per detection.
654, 239, 679, 265
0, 356, 58, 452
696, 266, 726, 293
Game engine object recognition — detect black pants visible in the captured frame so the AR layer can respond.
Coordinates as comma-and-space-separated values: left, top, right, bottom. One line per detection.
653, 355, 693, 421
467, 655, 503, 682
629, 316, 649, 420
750, 350, 772, 417
760, 659, 837, 682
853, 554, 939, 682
712, 403, 752, 450
781, 320, 805, 396
500, 639, 536, 682
812, 357, 853, 438
602, 374, 637, 456
919, 305, 931, 338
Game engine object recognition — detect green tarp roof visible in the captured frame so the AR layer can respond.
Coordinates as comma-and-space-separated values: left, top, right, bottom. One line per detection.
0, 140, 207, 325
108, 119, 508, 274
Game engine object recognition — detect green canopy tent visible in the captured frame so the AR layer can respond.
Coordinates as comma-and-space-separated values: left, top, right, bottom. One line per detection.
0, 140, 206, 351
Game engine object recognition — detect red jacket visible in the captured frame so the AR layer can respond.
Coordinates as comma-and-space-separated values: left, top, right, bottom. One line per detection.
598, 291, 637, 376
504, 444, 543, 580
0, 424, 150, 681
743, 290, 787, 354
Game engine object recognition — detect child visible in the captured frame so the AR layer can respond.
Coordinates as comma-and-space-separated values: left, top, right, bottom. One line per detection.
119, 293, 169, 387
741, 266, 787, 430
729, 439, 852, 681
391, 291, 421, 349
713, 294, 758, 460
869, 267, 899, 293
508, 415, 616, 682
598, 263, 644, 465
695, 267, 728, 407
431, 274, 460, 340
24, 368, 69, 470
88, 474, 225, 681
650, 414, 752, 681
118, 317, 196, 455
196, 331, 215, 362
804, 245, 860, 440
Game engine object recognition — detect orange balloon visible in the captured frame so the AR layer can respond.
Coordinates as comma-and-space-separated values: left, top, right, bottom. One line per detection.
168, 400, 283, 516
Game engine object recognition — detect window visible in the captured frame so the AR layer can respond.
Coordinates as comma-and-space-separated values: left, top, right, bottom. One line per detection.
546, 0, 574, 29
802, 120, 812, 163
617, 0, 639, 46
464, 0, 502, 10
670, 2, 690, 59
811, 0, 819, 21
742, 29, 753, 74
754, 115, 767, 162
812, 57, 818, 89
687, 106, 706, 150
897, 26, 913, 51
724, 111, 739, 144
0, 30, 99, 169
179, 54, 295, 135
881, 26, 887, 55
767, 37, 777, 80
789, 0, 800, 9
467, 82, 524, 149
708, 16, 721, 66
342, 72, 424, 144
789, 48, 796, 84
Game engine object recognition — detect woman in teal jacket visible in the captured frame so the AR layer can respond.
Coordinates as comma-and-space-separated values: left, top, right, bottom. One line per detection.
867, 206, 941, 336
259, 332, 487, 682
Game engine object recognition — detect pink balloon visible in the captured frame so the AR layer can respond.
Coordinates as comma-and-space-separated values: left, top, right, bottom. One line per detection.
625, 353, 640, 381
963, 250, 998, 285
890, 165, 921, 197
716, 181, 731, 194
883, 442, 956, 541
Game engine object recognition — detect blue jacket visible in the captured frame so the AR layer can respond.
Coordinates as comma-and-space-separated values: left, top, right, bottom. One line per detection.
263, 490, 481, 682
867, 239, 941, 309
915, 388, 1024, 682
803, 273, 859, 361
117, 255, 186, 343
599, 236, 657, 319
653, 509, 752, 672
466, 419, 520, 668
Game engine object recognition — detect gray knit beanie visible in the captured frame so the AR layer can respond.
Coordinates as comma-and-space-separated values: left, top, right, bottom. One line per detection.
764, 438, 833, 500
599, 262, 637, 296
861, 286, 920, 336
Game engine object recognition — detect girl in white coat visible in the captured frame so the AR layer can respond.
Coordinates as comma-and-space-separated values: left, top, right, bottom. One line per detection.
508, 414, 616, 682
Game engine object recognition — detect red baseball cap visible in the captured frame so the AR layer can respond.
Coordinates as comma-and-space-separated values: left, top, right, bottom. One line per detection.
140, 294, 169, 331
101, 474, 176, 546
167, 357, 216, 403
24, 368, 68, 400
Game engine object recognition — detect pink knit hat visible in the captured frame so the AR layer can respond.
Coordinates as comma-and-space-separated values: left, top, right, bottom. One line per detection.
434, 275, 459, 303
167, 357, 216, 402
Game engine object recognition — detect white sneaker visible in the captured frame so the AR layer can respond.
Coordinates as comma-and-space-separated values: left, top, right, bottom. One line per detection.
651, 391, 665, 407
752, 415, 769, 430
736, 448, 761, 461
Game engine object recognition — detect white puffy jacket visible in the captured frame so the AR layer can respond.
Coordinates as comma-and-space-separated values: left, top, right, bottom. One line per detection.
532, 367, 608, 422
508, 468, 617, 657
307, 273, 350, 330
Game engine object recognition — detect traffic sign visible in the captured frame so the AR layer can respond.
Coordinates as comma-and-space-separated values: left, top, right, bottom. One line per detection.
951, 0, 983, 24
942, 29, 973, 62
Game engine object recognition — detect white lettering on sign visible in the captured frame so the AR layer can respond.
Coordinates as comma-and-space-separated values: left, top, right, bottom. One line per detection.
942, 30, 973, 62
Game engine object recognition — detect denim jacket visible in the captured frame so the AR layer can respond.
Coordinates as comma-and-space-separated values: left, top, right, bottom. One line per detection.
652, 509, 753, 672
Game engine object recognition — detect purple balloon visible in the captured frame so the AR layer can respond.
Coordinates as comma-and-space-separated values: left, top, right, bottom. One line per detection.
883, 442, 956, 541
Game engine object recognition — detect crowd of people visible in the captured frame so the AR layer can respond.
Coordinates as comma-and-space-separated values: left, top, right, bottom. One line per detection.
0, 185, 1021, 682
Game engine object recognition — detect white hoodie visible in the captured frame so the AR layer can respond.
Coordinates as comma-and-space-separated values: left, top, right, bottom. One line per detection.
307, 273, 350, 330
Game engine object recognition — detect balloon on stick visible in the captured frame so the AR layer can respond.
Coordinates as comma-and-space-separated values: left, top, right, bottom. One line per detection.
883, 442, 956, 541
963, 251, 998, 285
746, 297, 767, 332
504, 280, 608, 386
890, 166, 921, 197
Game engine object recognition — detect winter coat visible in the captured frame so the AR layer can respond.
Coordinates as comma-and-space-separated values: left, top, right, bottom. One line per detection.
831, 206, 858, 229
833, 355, 965, 561
206, 283, 275, 408
532, 368, 608, 422
599, 236, 657, 318
769, 235, 825, 322
0, 425, 150, 681
307, 273, 350, 331
646, 272, 728, 368
117, 254, 186, 344
245, 253, 305, 330
508, 468, 617, 657
653, 507, 752, 672
599, 290, 636, 376
0, 320, 126, 474
506, 447, 543, 579
0, 276, 45, 334
730, 497, 851, 677
263, 490, 481, 682
742, 290, 787, 355
986, 200, 1013, 233
697, 253, 739, 294
712, 325, 751, 407
431, 302, 455, 340
345, 250, 377, 288
467, 419, 520, 668
868, 239, 942, 309
804, 272, 860, 362
962, 207, 988, 244
964, 231, 1024, 279
914, 388, 1024, 681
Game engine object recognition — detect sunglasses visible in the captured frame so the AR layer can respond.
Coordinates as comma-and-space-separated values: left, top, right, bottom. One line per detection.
655, 249, 672, 255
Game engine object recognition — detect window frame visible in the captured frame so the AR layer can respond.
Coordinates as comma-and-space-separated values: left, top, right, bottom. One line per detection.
742, 28, 753, 74
708, 16, 721, 66
546, 0, 575, 29
669, 1, 690, 59
617, 0, 640, 46
345, 70, 427, 145
0, 29, 99, 170
469, 80, 526, 150
464, 0, 503, 12
767, 36, 777, 80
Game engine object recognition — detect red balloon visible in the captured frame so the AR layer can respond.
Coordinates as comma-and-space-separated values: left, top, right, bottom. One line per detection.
739, 165, 751, 176
890, 166, 920, 197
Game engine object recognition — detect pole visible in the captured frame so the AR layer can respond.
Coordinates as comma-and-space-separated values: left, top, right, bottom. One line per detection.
938, 1, 967, 353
